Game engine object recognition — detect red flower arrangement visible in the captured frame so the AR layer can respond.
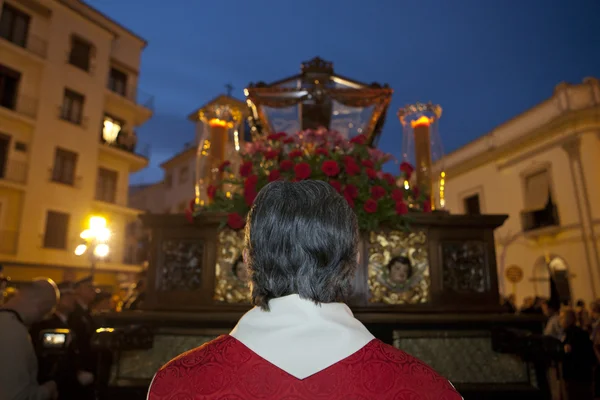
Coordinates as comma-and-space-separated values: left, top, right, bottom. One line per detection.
193, 128, 429, 230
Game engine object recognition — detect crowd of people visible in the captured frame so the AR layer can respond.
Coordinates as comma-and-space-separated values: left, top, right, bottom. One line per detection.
502, 294, 600, 399
0, 272, 146, 400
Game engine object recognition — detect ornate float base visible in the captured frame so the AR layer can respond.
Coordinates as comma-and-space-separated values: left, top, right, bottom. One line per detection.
91, 213, 550, 399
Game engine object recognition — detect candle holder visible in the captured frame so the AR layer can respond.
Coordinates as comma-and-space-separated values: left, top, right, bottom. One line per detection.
398, 103, 444, 209
192, 96, 246, 205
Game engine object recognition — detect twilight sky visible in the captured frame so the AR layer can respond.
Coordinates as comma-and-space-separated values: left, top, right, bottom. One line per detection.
88, 0, 600, 185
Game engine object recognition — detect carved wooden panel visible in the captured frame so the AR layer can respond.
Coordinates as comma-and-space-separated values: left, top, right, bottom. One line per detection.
440, 241, 488, 294
157, 240, 204, 292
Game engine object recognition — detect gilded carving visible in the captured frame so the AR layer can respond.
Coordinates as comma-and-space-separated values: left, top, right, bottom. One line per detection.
368, 230, 430, 304
213, 229, 251, 303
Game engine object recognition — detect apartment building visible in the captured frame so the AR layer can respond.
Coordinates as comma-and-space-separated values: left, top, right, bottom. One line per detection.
0, 0, 152, 287
436, 78, 600, 305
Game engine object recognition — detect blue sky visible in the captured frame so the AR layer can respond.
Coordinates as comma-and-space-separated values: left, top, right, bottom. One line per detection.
88, 0, 600, 185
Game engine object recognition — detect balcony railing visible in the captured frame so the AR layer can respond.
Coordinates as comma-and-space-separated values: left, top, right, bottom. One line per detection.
107, 84, 154, 111
47, 167, 82, 188
57, 106, 88, 128
0, 94, 38, 119
521, 203, 560, 233
0, 230, 18, 254
0, 159, 28, 184
101, 130, 139, 154
0, 32, 47, 59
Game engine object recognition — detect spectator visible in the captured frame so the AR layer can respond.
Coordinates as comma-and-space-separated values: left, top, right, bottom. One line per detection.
575, 299, 591, 331
560, 307, 595, 400
0, 278, 60, 400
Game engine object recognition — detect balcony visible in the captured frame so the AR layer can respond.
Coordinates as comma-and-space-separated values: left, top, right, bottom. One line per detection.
521, 201, 560, 237
0, 159, 28, 184
57, 106, 88, 128
100, 129, 139, 153
0, 230, 18, 254
47, 167, 82, 188
0, 94, 38, 120
107, 83, 154, 110
0, 32, 47, 59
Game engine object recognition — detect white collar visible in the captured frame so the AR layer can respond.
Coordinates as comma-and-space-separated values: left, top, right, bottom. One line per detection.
230, 294, 374, 379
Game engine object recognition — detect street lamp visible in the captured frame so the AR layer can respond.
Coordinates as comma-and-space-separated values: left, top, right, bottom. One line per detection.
75, 216, 111, 277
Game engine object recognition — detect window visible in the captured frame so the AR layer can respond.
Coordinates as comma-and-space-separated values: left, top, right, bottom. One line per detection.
108, 68, 127, 96
179, 166, 189, 184
463, 194, 481, 215
68, 36, 92, 71
51, 148, 77, 185
165, 173, 172, 188
43, 211, 70, 249
524, 170, 551, 211
101, 114, 124, 144
61, 89, 84, 124
0, 4, 30, 48
96, 167, 118, 203
0, 134, 10, 179
0, 64, 20, 110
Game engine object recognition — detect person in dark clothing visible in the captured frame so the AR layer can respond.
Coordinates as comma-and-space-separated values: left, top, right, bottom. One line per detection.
67, 276, 97, 400
31, 281, 94, 399
560, 307, 596, 400
123, 278, 146, 310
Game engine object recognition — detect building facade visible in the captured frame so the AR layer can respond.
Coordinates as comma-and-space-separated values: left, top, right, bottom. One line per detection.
0, 0, 152, 287
436, 78, 600, 305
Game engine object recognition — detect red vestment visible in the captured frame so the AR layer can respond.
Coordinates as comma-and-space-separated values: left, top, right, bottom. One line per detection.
148, 335, 462, 400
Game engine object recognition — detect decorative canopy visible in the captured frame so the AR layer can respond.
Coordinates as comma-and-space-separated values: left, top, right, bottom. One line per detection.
244, 57, 393, 145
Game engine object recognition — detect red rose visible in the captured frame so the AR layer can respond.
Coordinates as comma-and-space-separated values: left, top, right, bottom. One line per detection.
267, 132, 286, 141
240, 161, 253, 177
395, 201, 409, 215
343, 184, 358, 199
315, 148, 329, 156
321, 160, 340, 177
283, 137, 295, 144
343, 158, 361, 176
370, 185, 386, 200
294, 162, 311, 180
383, 172, 396, 186
391, 188, 404, 202
329, 180, 342, 193
227, 213, 245, 230
366, 168, 377, 179
244, 174, 258, 190
218, 160, 231, 172
350, 134, 367, 145
289, 150, 303, 159
268, 169, 281, 182
279, 159, 294, 171
188, 198, 196, 210
265, 150, 279, 160
206, 184, 217, 200
400, 161, 414, 178
344, 193, 355, 208
423, 199, 432, 213
363, 199, 378, 214
244, 187, 258, 206
412, 186, 420, 198
361, 159, 374, 168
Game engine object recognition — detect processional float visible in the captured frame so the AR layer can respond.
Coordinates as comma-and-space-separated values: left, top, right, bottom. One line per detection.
98, 58, 548, 399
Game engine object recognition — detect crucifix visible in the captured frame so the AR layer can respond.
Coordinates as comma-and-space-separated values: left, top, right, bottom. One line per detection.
225, 83, 233, 97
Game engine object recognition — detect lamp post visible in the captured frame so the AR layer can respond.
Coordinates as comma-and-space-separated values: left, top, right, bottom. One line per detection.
75, 216, 111, 278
